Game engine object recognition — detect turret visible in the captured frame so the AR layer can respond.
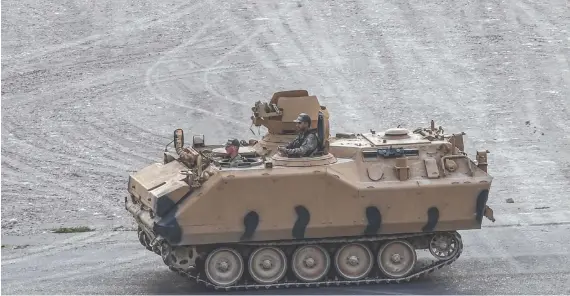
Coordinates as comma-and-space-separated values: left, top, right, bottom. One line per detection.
249, 90, 331, 156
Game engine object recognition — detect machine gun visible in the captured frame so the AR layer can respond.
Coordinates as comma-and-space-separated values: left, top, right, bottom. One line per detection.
362, 147, 420, 158
377, 147, 420, 158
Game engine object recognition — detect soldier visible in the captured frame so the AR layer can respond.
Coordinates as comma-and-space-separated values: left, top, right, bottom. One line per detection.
224, 138, 246, 167
278, 113, 319, 157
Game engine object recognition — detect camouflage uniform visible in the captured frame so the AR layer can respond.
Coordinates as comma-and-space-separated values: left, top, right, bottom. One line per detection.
283, 130, 319, 157
227, 154, 246, 167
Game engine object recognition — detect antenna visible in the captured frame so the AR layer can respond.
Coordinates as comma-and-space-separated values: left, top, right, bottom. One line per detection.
164, 140, 174, 152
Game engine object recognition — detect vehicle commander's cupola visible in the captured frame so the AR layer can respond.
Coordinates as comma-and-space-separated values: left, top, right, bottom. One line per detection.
382, 128, 411, 140
359, 127, 429, 146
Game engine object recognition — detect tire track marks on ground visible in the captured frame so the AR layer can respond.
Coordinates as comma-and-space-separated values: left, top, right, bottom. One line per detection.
2, 232, 118, 264
1, 0, 228, 235
144, 11, 254, 130
2, 1, 206, 68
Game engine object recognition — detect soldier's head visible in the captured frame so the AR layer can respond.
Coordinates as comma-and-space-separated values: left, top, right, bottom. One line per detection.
293, 113, 311, 132
224, 138, 240, 157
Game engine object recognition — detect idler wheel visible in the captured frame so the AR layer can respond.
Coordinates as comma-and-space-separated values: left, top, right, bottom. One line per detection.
334, 243, 374, 280
377, 240, 417, 279
204, 248, 244, 287
429, 232, 460, 260
248, 246, 287, 284
291, 245, 330, 282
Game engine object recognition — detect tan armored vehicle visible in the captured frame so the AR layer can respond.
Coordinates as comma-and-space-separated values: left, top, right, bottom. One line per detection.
125, 91, 495, 291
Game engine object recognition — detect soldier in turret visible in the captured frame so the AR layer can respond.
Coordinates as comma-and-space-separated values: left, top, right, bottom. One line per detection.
278, 113, 319, 157
224, 138, 246, 167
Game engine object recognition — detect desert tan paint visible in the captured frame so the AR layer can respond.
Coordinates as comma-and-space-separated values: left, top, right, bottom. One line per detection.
126, 90, 493, 247
163, 153, 489, 245
129, 138, 491, 246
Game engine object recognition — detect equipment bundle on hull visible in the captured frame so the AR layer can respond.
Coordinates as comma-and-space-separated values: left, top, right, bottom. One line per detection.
124, 90, 496, 291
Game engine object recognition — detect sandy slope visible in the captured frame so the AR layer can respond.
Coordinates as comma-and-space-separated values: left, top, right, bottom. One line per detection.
2, 0, 568, 236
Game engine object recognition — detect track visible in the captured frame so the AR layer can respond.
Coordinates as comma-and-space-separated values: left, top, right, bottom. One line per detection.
1, 0, 569, 294
167, 232, 464, 291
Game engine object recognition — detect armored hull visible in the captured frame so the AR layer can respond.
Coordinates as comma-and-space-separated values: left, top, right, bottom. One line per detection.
125, 118, 495, 291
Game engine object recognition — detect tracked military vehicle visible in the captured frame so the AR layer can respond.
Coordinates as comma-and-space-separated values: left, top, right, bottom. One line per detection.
125, 91, 496, 291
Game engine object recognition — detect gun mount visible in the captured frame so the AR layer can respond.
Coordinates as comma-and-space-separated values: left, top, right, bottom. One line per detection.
249, 90, 331, 156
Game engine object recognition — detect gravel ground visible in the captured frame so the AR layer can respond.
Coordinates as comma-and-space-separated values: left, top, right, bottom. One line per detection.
2, 224, 569, 294
1, 0, 569, 294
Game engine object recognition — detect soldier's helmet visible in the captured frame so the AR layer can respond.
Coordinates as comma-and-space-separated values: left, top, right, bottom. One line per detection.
293, 113, 312, 126
225, 138, 240, 148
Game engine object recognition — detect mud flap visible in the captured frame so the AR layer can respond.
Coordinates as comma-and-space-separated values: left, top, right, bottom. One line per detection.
484, 205, 496, 222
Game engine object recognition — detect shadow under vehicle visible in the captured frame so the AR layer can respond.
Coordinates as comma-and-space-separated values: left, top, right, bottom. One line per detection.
125, 90, 496, 291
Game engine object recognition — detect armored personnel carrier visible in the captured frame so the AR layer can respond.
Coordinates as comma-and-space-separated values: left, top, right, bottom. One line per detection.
125, 91, 496, 291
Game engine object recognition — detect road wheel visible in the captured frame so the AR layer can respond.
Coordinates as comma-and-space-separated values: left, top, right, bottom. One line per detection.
334, 243, 374, 280
377, 240, 417, 279
291, 245, 330, 282
204, 248, 244, 287
248, 246, 287, 284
